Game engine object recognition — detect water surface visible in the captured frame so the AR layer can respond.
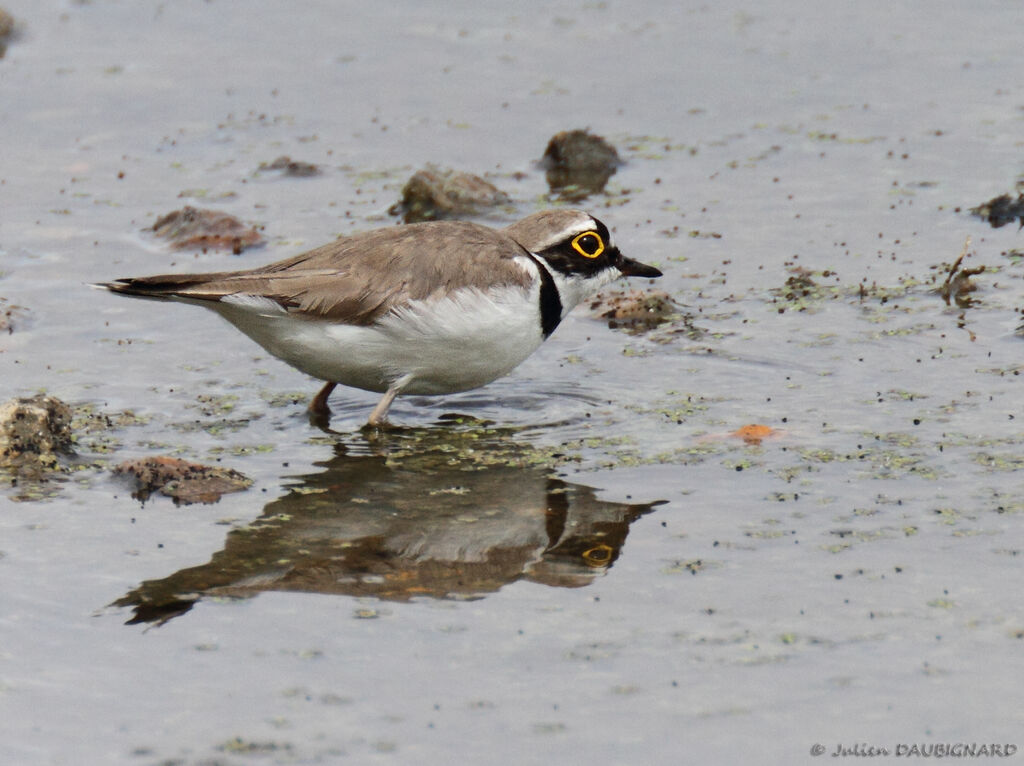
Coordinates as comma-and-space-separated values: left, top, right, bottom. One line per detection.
1, 1, 1022, 764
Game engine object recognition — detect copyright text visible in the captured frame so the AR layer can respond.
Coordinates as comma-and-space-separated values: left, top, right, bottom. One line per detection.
810, 743, 1018, 758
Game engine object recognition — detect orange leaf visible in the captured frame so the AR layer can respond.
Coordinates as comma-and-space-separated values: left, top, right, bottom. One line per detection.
731, 424, 777, 445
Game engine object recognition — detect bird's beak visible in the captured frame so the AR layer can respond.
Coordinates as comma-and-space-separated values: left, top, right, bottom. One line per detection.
616, 254, 662, 279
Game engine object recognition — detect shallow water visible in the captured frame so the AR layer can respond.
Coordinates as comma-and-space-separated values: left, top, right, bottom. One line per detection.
1, 1, 1023, 764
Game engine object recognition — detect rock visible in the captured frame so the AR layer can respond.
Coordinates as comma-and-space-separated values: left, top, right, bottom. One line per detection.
150, 206, 264, 254
0, 395, 74, 479
388, 165, 510, 223
540, 129, 621, 199
112, 456, 252, 505
257, 155, 320, 177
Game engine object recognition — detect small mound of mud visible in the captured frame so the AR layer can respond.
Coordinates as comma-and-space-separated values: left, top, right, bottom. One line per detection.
150, 206, 264, 254
541, 129, 621, 199
0, 8, 17, 59
389, 165, 510, 223
0, 394, 74, 481
970, 193, 1024, 229
257, 155, 320, 177
589, 288, 678, 332
112, 456, 252, 505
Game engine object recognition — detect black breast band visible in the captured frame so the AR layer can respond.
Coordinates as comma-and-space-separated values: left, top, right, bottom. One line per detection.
524, 254, 563, 338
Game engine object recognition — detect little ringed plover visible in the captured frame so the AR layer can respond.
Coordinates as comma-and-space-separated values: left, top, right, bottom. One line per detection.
100, 209, 662, 425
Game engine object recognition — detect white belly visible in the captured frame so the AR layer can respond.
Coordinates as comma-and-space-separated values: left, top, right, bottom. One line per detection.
212, 285, 546, 395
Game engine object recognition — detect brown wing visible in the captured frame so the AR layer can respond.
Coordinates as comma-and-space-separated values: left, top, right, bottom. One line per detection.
102, 221, 534, 325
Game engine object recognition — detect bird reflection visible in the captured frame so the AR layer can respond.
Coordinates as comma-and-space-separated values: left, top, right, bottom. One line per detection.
113, 425, 663, 625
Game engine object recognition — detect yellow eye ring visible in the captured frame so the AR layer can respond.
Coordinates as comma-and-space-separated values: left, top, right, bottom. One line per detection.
582, 543, 614, 566
571, 231, 605, 259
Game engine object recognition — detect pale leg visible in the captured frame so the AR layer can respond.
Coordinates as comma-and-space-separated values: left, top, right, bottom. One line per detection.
367, 386, 400, 426
366, 375, 412, 426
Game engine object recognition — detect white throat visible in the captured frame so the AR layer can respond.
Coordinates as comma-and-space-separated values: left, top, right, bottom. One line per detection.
547, 265, 621, 319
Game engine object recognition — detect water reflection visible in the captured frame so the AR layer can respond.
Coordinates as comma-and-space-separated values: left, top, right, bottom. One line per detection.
113, 427, 663, 625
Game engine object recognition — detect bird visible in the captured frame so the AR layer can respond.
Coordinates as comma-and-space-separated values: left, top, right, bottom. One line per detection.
99, 209, 662, 426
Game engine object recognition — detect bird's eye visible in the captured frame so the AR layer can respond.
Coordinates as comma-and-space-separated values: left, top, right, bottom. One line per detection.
571, 231, 605, 259
582, 543, 614, 567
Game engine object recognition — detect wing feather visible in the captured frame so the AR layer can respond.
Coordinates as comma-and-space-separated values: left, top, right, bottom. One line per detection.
102, 221, 534, 325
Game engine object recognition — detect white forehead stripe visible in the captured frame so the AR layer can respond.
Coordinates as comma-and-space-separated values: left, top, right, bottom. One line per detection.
529, 216, 600, 251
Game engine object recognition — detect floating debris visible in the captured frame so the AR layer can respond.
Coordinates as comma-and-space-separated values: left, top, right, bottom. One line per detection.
938, 236, 984, 308
0, 296, 27, 334
730, 424, 779, 445
769, 267, 841, 313
256, 155, 320, 177
784, 269, 820, 298
112, 455, 252, 505
540, 129, 621, 199
970, 193, 1024, 229
388, 165, 510, 223
696, 424, 783, 447
0, 394, 74, 481
150, 206, 264, 254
